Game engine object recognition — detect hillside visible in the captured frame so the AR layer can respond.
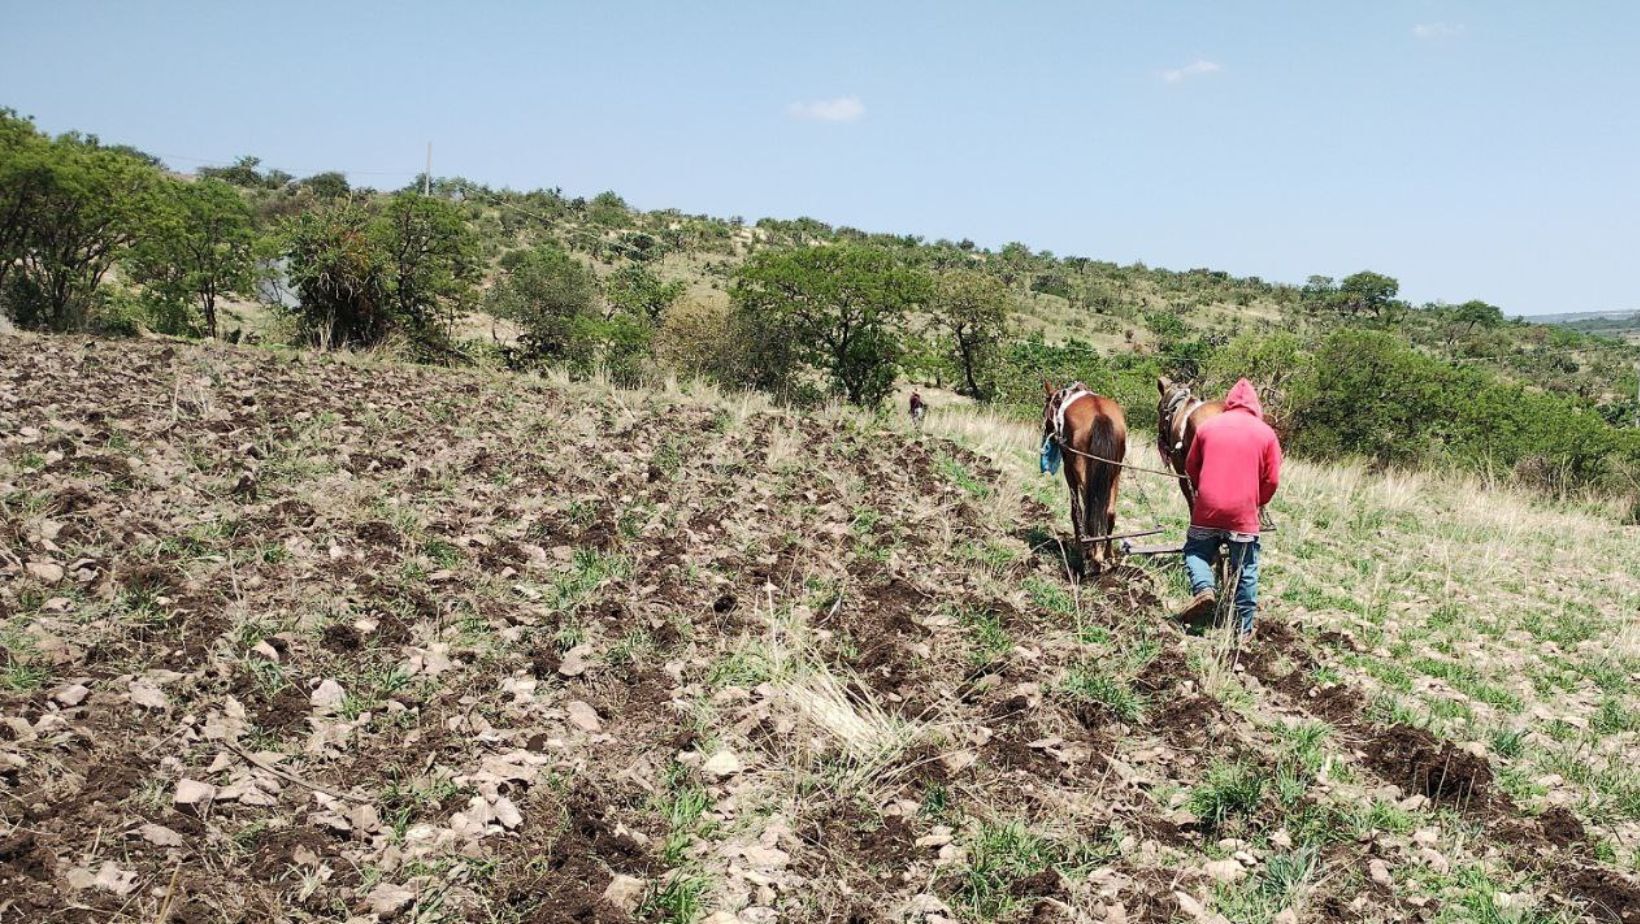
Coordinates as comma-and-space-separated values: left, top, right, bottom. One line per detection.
2, 333, 1638, 923
1527, 311, 1640, 346
7, 109, 1640, 503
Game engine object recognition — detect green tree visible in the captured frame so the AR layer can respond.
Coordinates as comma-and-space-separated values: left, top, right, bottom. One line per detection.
929, 269, 1010, 398
1284, 329, 1449, 462
485, 244, 598, 361
301, 171, 351, 199
587, 190, 629, 227
283, 201, 389, 347
199, 155, 267, 188
1337, 271, 1400, 320
1300, 275, 1337, 313
126, 178, 257, 337
373, 192, 480, 336
2, 132, 161, 330
0, 110, 48, 295
605, 263, 684, 324
1454, 299, 1503, 331
731, 245, 931, 405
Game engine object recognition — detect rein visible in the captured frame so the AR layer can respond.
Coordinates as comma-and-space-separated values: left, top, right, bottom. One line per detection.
1054, 438, 1189, 480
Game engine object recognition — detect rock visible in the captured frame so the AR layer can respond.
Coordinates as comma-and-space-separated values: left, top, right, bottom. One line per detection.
1272, 910, 1298, 924
1174, 892, 1206, 919
1103, 904, 1127, 924
137, 823, 186, 847
903, 893, 954, 921
566, 700, 602, 732
366, 882, 417, 919
129, 680, 169, 710
700, 914, 739, 924
174, 779, 217, 807
940, 749, 978, 775
559, 644, 594, 677
1368, 859, 1391, 887
493, 796, 523, 829
739, 844, 790, 868
311, 679, 346, 713
602, 874, 646, 913
1203, 859, 1246, 883
703, 749, 743, 778
52, 683, 90, 707
67, 861, 137, 895
26, 561, 65, 584
1417, 846, 1448, 874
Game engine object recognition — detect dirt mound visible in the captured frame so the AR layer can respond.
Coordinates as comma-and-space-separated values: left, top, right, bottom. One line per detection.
1539, 805, 1587, 848
1364, 724, 1493, 805
1565, 866, 1640, 923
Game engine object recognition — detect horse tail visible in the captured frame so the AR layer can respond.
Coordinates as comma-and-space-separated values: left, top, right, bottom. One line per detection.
1084, 408, 1125, 540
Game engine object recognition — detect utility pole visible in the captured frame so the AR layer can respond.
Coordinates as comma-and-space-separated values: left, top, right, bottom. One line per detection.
423, 142, 432, 196
1634, 361, 1639, 428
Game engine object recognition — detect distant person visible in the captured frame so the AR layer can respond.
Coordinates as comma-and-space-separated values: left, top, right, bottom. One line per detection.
1178, 379, 1282, 639
909, 390, 927, 428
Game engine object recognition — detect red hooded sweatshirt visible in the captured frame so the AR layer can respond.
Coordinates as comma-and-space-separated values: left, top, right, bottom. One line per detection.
1185, 379, 1282, 534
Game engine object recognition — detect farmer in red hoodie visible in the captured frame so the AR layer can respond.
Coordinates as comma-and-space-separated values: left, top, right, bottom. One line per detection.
1179, 379, 1282, 638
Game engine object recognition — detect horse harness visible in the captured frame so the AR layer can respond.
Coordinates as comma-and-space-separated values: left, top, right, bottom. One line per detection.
1045, 383, 1094, 445
1161, 387, 1205, 469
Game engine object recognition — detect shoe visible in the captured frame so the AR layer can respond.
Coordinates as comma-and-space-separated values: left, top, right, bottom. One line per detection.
1180, 589, 1216, 624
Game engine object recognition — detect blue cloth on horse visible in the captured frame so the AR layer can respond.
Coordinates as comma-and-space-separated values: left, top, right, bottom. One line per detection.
1039, 437, 1062, 475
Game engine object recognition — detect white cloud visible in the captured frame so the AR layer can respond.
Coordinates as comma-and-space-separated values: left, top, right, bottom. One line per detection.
786, 96, 865, 122
1160, 60, 1222, 84
1412, 22, 1464, 39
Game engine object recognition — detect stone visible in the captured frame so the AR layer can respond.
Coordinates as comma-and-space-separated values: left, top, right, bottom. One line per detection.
559, 644, 594, 677
702, 749, 743, 778
137, 823, 186, 847
52, 683, 90, 707
566, 700, 602, 732
602, 874, 646, 913
739, 844, 790, 868
1368, 859, 1391, 887
174, 779, 217, 807
366, 882, 416, 919
26, 561, 65, 584
1202, 859, 1246, 883
310, 679, 346, 712
129, 680, 168, 710
493, 796, 523, 829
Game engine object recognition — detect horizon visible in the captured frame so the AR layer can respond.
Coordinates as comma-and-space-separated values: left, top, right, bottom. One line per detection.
3, 1, 1638, 316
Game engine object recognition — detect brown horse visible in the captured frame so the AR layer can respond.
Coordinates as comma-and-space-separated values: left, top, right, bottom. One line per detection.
1042, 382, 1127, 572
1156, 376, 1224, 510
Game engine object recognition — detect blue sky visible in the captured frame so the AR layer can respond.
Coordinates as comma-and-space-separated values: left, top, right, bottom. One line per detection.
3, 1, 1636, 315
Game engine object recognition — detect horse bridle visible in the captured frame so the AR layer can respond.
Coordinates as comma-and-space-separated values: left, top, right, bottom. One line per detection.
1160, 386, 1200, 465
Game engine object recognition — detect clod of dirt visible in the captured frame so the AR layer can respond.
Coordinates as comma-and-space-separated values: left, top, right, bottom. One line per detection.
1565, 866, 1640, 924
1364, 724, 1493, 805
1539, 806, 1587, 848
321, 623, 362, 652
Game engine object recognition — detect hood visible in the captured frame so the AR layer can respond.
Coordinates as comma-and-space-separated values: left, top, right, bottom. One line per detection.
1224, 378, 1264, 418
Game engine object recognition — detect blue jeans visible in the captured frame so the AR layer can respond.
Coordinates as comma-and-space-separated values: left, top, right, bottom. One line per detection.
1183, 531, 1260, 634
